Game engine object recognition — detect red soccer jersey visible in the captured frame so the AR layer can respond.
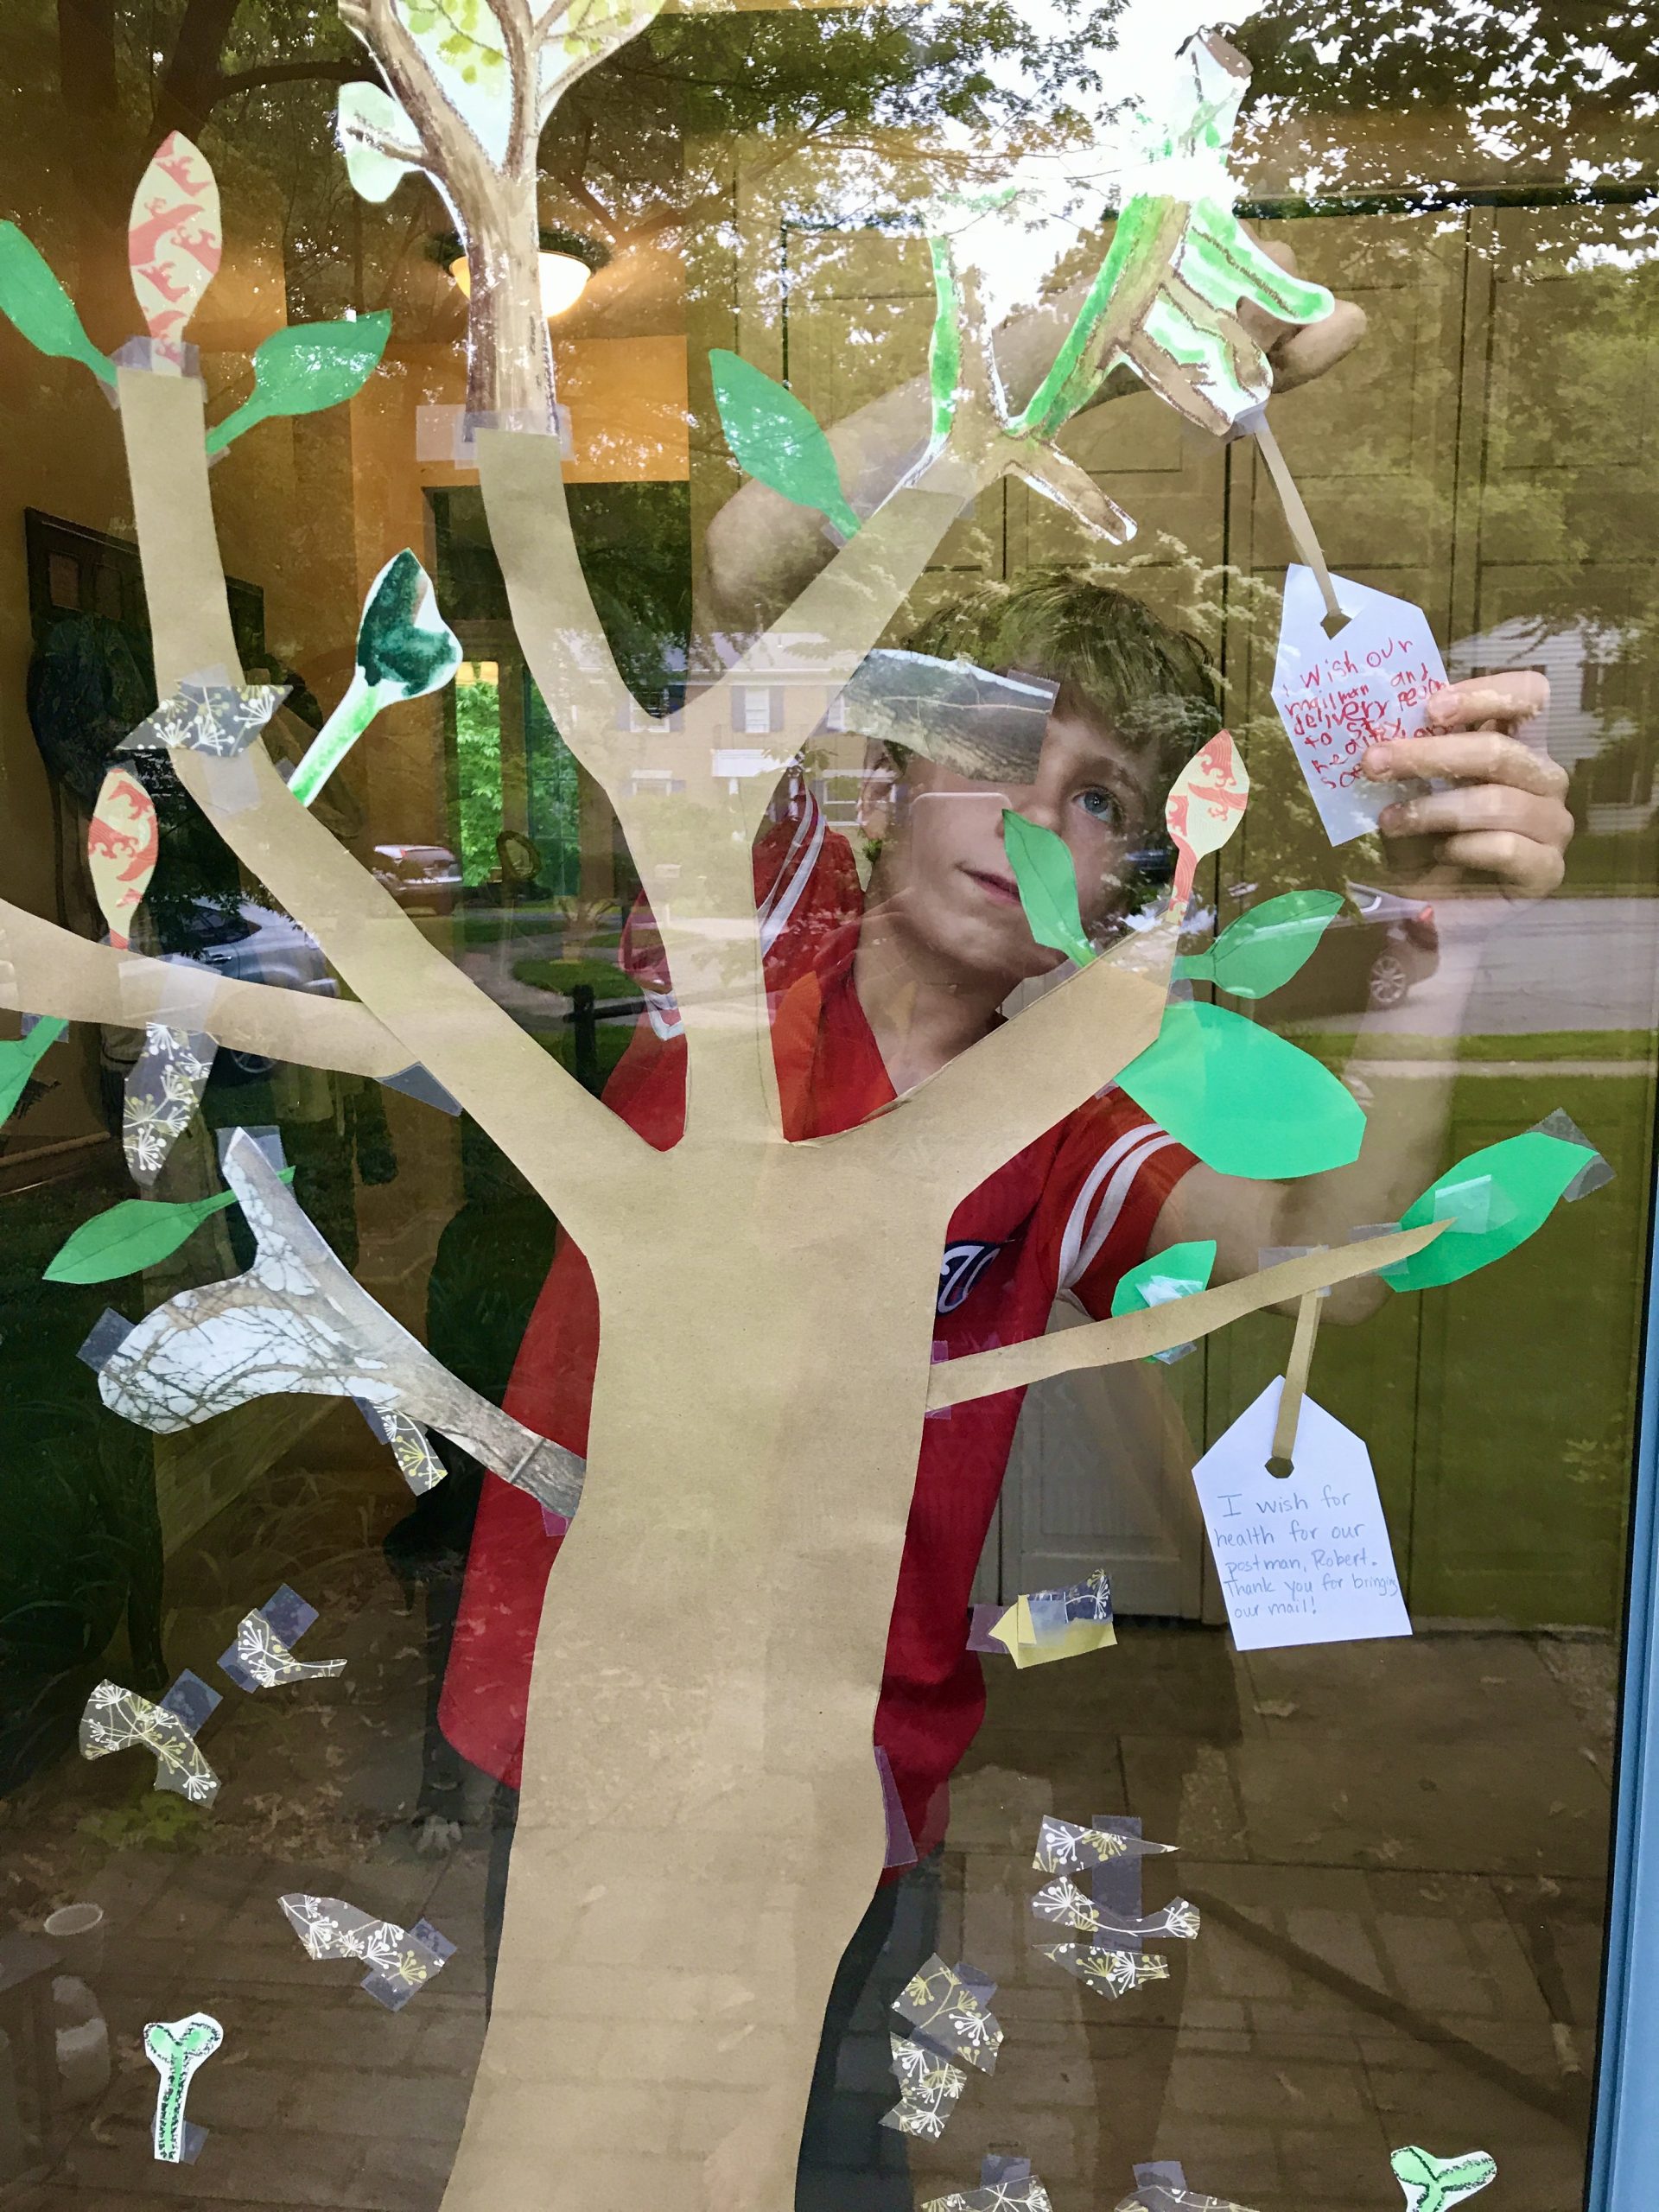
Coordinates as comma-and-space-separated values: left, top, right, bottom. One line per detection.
439, 791, 1194, 1856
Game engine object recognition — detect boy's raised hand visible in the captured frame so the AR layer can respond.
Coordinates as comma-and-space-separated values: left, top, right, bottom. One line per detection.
1363, 670, 1573, 899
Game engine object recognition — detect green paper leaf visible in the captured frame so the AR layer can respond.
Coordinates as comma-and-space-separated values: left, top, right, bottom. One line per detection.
0, 224, 115, 385
1119, 1001, 1364, 1179
1110, 1239, 1217, 1318
709, 348, 860, 538
288, 550, 461, 807
205, 311, 392, 454
1001, 810, 1094, 968
0, 1018, 67, 1125
1384, 1132, 1593, 1294
44, 1169, 296, 1284
1175, 889, 1345, 998
1389, 2144, 1497, 2212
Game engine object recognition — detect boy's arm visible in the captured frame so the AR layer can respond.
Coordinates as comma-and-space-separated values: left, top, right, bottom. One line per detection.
699, 237, 1367, 639
1150, 671, 1573, 1319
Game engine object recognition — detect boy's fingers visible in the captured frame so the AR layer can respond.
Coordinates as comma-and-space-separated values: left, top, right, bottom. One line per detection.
1270, 301, 1369, 391
1363, 731, 1569, 798
1378, 780, 1573, 848
1431, 829, 1567, 897
1424, 671, 1548, 730
1230, 230, 1369, 391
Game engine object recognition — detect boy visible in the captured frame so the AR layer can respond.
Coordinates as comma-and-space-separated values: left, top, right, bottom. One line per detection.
439, 567, 1569, 2200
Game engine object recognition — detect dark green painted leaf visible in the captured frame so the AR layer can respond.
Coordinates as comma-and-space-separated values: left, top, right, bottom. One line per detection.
356, 550, 461, 696
1110, 1238, 1217, 1317
45, 1169, 296, 1284
1175, 888, 1345, 998
205, 311, 392, 453
0, 225, 115, 384
1384, 1130, 1593, 1293
0, 1018, 67, 1125
709, 348, 860, 537
1119, 1001, 1364, 1179
1001, 810, 1094, 968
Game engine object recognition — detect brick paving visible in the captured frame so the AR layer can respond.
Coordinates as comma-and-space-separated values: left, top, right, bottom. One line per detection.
0, 1497, 1612, 2209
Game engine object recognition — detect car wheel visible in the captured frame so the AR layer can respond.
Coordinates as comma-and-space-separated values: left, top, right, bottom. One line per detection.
1367, 950, 1411, 1010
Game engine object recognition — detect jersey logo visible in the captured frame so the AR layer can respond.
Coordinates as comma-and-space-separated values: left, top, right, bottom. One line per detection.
938, 1240, 1001, 1315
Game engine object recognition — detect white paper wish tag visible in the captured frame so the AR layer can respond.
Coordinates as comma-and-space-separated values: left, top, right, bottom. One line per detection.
1191, 1379, 1411, 1651
1271, 565, 1448, 846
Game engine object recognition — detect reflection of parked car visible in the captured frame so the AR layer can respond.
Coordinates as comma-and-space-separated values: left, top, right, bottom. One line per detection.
373, 844, 462, 914
168, 898, 338, 1079
1224, 880, 1439, 1016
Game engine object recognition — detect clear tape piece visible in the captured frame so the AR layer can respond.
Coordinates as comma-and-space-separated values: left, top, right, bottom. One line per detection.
380, 1063, 464, 1115
841, 648, 1058, 782
1530, 1109, 1614, 1201
78, 1306, 136, 1373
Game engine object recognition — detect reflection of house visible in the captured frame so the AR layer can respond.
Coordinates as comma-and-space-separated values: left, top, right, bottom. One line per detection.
1451, 616, 1654, 833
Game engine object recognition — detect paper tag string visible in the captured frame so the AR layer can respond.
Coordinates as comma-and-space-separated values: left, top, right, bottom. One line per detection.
1249, 410, 1346, 632
1268, 1288, 1323, 1475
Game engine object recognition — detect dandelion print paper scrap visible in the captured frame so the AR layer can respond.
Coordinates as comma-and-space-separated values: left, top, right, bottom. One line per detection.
880, 2034, 967, 2139
124, 1026, 216, 1185
79, 1675, 219, 1803
892, 1955, 1003, 2072
120, 679, 289, 760
1036, 1942, 1172, 1999
1033, 1815, 1178, 1876
280, 1893, 453, 2010
219, 1586, 346, 1692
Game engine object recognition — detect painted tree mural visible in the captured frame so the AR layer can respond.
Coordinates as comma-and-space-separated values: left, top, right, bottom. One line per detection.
0, 8, 1598, 2208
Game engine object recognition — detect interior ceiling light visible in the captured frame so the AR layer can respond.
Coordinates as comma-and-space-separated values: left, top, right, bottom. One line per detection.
448, 250, 593, 319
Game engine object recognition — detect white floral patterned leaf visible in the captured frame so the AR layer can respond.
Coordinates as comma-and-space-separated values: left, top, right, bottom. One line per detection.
79, 1676, 219, 1803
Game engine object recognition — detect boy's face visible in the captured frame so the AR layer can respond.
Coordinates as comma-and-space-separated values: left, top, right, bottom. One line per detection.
861, 682, 1159, 995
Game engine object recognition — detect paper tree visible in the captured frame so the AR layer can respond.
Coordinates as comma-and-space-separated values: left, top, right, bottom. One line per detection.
0, 21, 1598, 2210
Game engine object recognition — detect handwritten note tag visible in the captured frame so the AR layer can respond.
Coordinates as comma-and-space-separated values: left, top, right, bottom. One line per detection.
1191, 1379, 1411, 1651
1271, 565, 1447, 846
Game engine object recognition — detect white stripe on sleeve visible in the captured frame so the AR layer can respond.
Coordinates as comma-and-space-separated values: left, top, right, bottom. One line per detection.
1057, 1128, 1177, 1294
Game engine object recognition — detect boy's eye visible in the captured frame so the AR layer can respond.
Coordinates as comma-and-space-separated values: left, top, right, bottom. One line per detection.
1076, 787, 1124, 828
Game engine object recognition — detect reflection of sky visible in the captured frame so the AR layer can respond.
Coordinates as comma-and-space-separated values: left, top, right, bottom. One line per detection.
787, 0, 1263, 324
937, 0, 1262, 321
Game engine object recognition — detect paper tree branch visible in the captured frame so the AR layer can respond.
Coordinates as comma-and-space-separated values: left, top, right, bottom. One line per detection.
0, 898, 406, 1078
928, 1224, 1445, 1409
92, 1129, 583, 1517
885, 911, 1181, 1203
116, 365, 651, 1238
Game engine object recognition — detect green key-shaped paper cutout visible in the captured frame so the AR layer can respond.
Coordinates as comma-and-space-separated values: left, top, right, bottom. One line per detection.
144, 2010, 223, 2164
0, 225, 115, 385
1390, 2144, 1497, 2212
1175, 888, 1344, 998
709, 348, 860, 539
1119, 1001, 1364, 1180
205, 310, 392, 454
1111, 1239, 1217, 1317
1001, 811, 1094, 969
46, 1170, 296, 1284
0, 1017, 67, 1126
289, 550, 462, 807
1384, 1131, 1594, 1294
